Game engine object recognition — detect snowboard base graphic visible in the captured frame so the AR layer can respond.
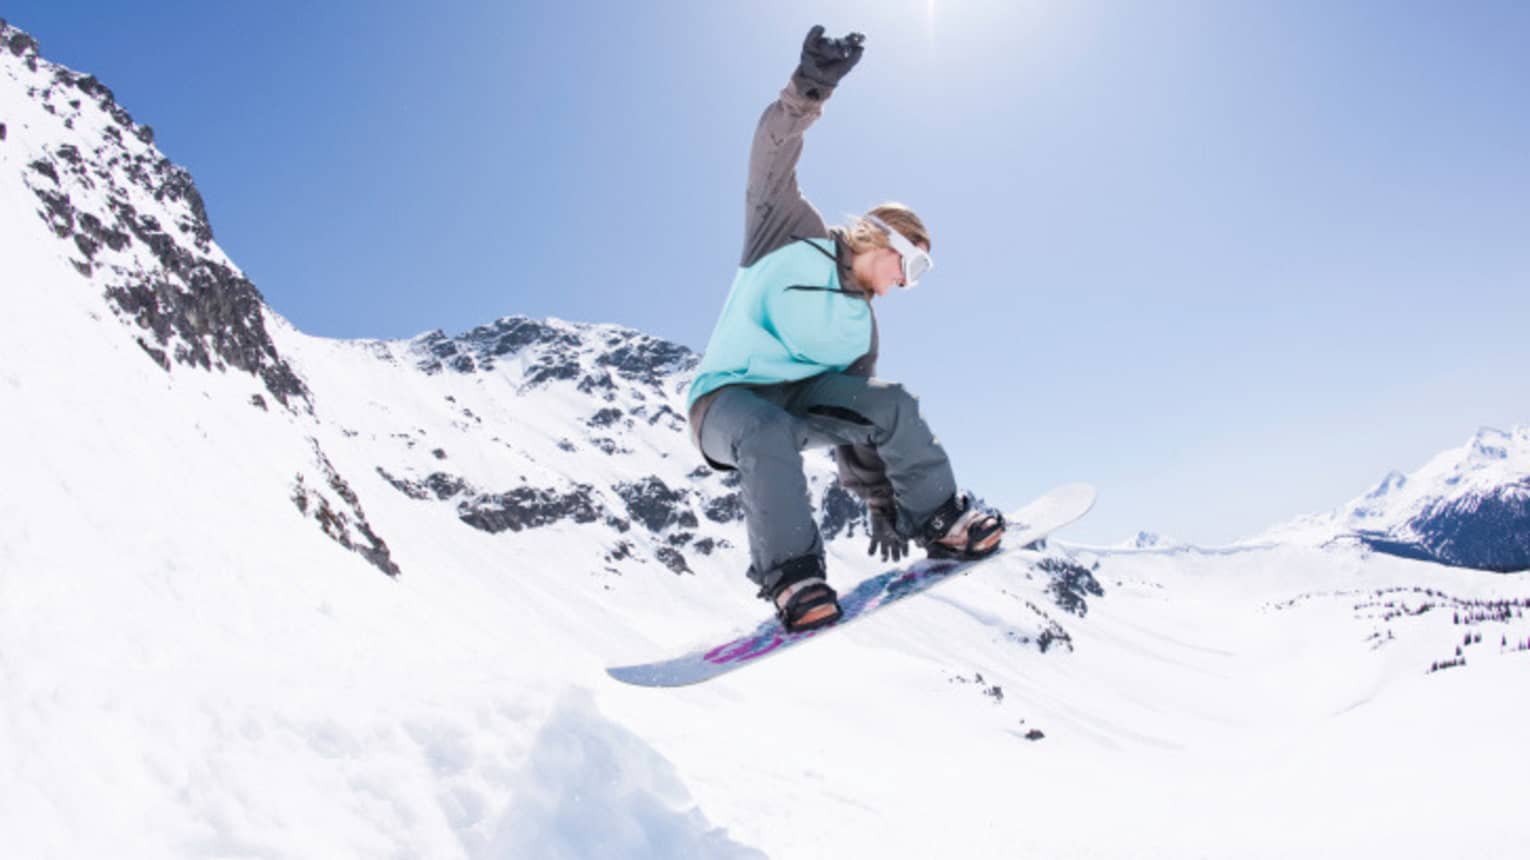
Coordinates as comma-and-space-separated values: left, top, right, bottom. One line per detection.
607, 483, 1096, 687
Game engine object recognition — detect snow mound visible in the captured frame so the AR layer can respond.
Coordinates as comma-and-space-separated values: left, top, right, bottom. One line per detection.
491, 690, 763, 860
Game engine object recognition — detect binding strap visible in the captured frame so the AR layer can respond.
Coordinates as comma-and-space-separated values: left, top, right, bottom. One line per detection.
775, 578, 843, 632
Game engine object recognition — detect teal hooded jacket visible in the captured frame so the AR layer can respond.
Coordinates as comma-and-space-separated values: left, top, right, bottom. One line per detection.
686, 237, 872, 409
685, 71, 890, 507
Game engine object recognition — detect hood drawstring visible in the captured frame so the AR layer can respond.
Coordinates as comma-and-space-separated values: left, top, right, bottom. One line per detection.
785, 234, 866, 297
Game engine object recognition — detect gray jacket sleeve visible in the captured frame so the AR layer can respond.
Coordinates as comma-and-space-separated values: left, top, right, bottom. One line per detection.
742, 72, 898, 517
740, 74, 834, 268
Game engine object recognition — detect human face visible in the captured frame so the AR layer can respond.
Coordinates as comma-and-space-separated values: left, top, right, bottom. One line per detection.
857, 242, 932, 298
864, 247, 904, 297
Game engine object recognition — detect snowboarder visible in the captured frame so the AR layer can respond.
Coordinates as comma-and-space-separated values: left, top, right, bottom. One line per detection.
687, 26, 1005, 633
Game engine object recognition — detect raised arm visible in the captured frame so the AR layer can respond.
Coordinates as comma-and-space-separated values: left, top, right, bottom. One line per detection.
739, 27, 865, 268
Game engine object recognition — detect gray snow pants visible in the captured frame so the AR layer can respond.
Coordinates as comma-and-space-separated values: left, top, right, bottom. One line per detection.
697, 372, 957, 594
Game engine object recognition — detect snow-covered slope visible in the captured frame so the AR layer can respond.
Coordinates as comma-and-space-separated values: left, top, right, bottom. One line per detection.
1255, 427, 1530, 571
4, 20, 1529, 858
0, 21, 761, 855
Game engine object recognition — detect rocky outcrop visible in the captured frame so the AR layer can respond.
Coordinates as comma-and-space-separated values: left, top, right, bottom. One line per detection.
409, 317, 698, 402
461, 485, 606, 534
703, 493, 745, 524
1384, 482, 1530, 573
294, 442, 400, 577
376, 467, 609, 535
615, 477, 698, 534
1038, 557, 1105, 617
594, 333, 696, 390
9, 21, 308, 410
819, 483, 866, 541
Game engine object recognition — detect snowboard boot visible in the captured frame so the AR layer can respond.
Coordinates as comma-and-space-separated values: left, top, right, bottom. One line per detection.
760, 555, 842, 633
920, 493, 1006, 560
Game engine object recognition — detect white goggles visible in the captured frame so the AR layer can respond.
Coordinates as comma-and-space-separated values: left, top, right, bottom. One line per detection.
864, 213, 933, 288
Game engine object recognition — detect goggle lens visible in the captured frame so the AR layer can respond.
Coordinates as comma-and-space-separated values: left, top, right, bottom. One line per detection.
903, 253, 931, 288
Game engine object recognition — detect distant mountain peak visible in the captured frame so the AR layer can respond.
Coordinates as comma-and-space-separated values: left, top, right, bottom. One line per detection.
1120, 531, 1181, 550
1467, 425, 1514, 462
1364, 470, 1409, 500
1256, 426, 1530, 571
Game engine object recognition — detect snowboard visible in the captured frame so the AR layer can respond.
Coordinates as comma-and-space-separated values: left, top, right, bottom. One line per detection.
607, 482, 1096, 687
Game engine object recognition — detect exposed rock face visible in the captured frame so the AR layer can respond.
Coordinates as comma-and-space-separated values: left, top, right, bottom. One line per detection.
9, 21, 308, 411
655, 547, 692, 575
1400, 482, 1530, 573
1037, 557, 1105, 617
461, 485, 605, 534
616, 477, 698, 534
5, 21, 384, 576
413, 317, 579, 376
703, 493, 745, 524
293, 442, 400, 577
594, 335, 696, 390
819, 483, 866, 541
411, 316, 698, 404
103, 262, 307, 407
376, 468, 608, 535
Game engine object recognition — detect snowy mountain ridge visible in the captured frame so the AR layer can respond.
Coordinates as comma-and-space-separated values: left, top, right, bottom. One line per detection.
4, 19, 1529, 858
275, 310, 878, 581
1, 14, 856, 585
1255, 426, 1530, 571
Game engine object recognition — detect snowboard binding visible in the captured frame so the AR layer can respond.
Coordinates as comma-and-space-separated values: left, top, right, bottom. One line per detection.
921, 493, 1006, 561
759, 555, 843, 633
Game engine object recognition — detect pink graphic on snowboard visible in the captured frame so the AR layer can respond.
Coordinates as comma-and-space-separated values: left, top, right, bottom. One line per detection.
703, 560, 963, 665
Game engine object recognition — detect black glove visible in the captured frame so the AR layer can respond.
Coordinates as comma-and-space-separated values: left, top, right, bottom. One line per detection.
797, 25, 865, 92
867, 504, 908, 563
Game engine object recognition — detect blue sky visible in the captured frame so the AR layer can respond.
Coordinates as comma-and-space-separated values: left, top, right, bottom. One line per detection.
11, 1, 1529, 544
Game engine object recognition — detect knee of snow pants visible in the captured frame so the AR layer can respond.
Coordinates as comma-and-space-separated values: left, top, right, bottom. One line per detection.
697, 386, 823, 586
789, 375, 957, 535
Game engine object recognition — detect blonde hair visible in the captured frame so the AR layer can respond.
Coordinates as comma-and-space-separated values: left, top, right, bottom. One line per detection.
842, 203, 931, 254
